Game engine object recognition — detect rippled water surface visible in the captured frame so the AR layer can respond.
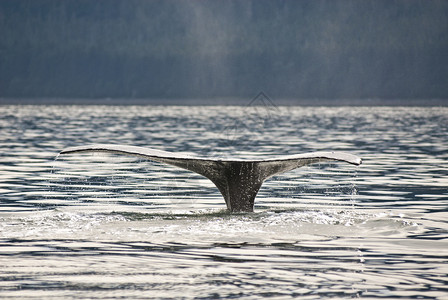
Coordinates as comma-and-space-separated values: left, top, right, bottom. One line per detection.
1, 105, 447, 299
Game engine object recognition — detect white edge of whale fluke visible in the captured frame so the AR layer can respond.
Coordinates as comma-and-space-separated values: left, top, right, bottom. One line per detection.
59, 144, 362, 212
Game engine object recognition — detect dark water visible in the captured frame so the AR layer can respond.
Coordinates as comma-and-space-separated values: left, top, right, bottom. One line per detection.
0, 105, 447, 299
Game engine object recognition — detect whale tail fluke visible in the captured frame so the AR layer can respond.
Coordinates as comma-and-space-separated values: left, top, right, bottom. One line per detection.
60, 144, 361, 212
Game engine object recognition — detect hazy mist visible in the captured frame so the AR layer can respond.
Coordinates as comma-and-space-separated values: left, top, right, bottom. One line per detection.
1, 0, 447, 103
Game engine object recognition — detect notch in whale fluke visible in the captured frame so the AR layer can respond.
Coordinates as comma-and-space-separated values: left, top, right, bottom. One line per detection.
59, 144, 362, 212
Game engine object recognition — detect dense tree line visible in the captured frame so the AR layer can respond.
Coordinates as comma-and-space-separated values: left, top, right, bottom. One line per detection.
1, 0, 447, 100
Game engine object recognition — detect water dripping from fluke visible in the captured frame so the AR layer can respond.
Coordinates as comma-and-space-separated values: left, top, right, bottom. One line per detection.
59, 144, 362, 212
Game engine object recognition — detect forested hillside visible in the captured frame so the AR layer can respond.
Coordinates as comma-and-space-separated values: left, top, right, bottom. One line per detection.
1, 0, 447, 100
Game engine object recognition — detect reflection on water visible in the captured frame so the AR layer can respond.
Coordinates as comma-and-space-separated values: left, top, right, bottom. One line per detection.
0, 105, 447, 299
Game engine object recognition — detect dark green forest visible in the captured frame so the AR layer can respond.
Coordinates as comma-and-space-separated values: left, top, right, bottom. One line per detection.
1, 0, 447, 101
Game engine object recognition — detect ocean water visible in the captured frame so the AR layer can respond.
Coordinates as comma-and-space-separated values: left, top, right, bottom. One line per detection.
0, 105, 447, 299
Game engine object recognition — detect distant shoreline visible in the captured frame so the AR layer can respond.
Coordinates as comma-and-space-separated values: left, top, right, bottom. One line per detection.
0, 98, 446, 106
